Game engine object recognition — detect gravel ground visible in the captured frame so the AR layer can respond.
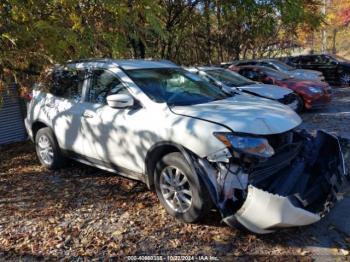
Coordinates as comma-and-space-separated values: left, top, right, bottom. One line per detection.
301, 88, 350, 139
0, 88, 349, 261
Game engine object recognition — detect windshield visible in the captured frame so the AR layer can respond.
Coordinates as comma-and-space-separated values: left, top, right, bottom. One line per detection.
268, 60, 295, 71
204, 69, 255, 87
262, 67, 291, 81
126, 68, 231, 106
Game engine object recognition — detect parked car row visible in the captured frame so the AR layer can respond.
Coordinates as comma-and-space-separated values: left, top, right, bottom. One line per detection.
230, 58, 324, 82
25, 59, 349, 234
186, 67, 302, 111
218, 57, 340, 111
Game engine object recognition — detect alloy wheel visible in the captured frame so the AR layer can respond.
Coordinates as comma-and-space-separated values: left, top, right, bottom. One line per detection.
37, 135, 54, 165
340, 73, 350, 86
159, 166, 192, 213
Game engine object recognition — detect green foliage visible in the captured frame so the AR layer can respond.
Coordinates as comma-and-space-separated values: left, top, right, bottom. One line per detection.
0, 0, 323, 90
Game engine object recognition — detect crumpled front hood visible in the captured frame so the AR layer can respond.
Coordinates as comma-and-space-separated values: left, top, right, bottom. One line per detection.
171, 94, 302, 135
238, 83, 292, 100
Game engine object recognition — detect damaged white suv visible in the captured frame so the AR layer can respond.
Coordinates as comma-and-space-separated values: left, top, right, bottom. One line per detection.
25, 59, 349, 233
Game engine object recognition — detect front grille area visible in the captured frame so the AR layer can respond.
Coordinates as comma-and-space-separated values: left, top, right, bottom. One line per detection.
266, 131, 294, 151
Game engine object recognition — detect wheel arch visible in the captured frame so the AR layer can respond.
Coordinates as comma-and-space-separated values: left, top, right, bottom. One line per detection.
145, 141, 219, 210
32, 121, 49, 140
145, 141, 193, 190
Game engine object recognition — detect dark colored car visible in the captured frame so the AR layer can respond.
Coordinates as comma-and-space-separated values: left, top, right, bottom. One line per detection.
235, 66, 332, 110
284, 54, 350, 86
232, 59, 324, 82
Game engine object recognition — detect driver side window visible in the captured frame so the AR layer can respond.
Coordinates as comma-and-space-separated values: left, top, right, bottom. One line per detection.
88, 70, 129, 104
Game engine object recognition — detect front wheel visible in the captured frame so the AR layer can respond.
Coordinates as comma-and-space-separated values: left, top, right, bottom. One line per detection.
154, 152, 212, 223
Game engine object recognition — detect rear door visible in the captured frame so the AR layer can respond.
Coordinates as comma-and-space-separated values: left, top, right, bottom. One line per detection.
49, 68, 87, 155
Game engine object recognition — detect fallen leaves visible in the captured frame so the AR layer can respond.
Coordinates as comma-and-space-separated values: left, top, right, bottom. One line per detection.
339, 248, 349, 256
1, 91, 350, 262
297, 248, 311, 256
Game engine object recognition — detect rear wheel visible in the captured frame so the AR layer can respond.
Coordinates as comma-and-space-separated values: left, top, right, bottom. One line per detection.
35, 127, 66, 169
154, 152, 212, 223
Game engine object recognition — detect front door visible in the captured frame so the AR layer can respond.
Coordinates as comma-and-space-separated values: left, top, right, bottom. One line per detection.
81, 69, 147, 174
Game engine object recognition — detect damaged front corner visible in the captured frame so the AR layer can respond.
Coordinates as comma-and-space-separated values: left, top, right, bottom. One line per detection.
189, 130, 349, 234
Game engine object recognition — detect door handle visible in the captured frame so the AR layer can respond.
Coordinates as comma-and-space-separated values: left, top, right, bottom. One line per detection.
82, 112, 94, 118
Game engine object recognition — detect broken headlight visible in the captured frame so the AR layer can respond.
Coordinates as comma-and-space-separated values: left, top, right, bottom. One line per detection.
214, 132, 275, 158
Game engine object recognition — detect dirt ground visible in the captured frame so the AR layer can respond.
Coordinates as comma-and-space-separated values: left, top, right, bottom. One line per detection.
0, 88, 349, 261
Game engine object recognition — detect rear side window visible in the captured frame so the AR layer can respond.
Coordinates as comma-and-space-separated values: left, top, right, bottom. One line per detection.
51, 69, 85, 102
300, 56, 319, 65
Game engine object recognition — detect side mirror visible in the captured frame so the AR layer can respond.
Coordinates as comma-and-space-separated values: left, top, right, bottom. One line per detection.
106, 94, 134, 109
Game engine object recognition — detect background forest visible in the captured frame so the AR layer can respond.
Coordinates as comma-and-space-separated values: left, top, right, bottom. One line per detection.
1, 0, 350, 90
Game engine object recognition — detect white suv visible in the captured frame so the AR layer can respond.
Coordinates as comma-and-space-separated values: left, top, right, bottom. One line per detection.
25, 59, 348, 233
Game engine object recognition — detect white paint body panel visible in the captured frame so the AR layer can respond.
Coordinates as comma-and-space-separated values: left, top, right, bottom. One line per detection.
171, 94, 302, 135
238, 83, 291, 99
79, 101, 230, 173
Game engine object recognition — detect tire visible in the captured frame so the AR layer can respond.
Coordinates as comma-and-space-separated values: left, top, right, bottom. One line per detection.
35, 127, 66, 169
154, 152, 212, 223
295, 94, 304, 113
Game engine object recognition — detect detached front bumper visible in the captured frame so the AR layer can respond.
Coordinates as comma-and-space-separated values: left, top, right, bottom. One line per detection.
193, 130, 349, 234
225, 186, 320, 234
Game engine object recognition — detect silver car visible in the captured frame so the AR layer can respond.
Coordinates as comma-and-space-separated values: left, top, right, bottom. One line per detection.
187, 66, 303, 112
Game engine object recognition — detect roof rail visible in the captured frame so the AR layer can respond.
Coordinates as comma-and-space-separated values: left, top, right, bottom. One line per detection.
66, 58, 115, 64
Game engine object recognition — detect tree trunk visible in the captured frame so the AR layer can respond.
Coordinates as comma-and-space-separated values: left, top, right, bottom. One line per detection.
204, 0, 212, 64
216, 0, 223, 62
332, 28, 337, 54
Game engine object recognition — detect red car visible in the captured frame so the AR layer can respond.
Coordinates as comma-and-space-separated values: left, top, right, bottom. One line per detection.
234, 65, 332, 110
